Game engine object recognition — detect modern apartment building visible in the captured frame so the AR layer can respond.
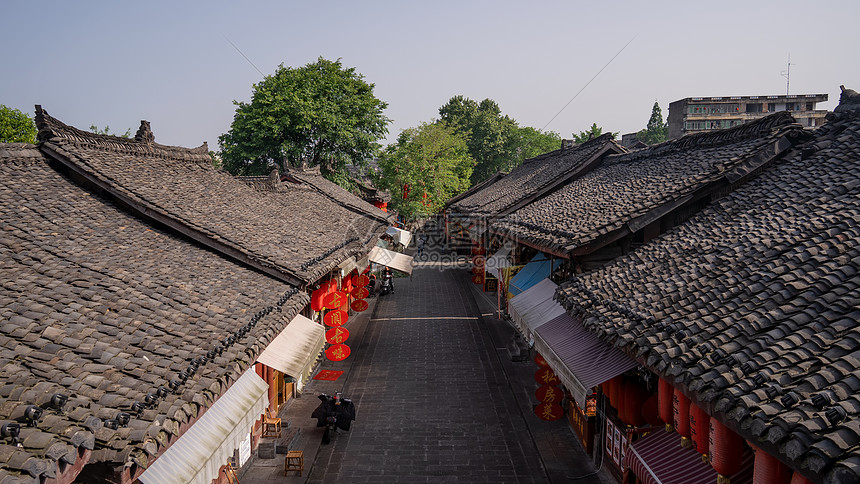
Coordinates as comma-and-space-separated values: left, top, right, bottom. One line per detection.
667, 93, 828, 138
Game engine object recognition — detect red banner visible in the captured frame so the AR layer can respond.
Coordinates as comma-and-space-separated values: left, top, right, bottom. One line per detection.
535, 353, 549, 368
350, 299, 369, 312
534, 402, 564, 421
325, 326, 350, 344
323, 309, 348, 327
535, 385, 562, 403
313, 370, 343, 381
355, 274, 370, 287
535, 367, 560, 386
351, 287, 369, 299
325, 343, 351, 361
472, 274, 484, 285
323, 291, 347, 310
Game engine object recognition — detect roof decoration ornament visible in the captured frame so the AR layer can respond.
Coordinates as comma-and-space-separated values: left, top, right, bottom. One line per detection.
135, 120, 155, 144
833, 85, 860, 114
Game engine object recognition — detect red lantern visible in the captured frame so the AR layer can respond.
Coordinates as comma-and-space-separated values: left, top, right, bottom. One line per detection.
689, 403, 710, 458
311, 288, 327, 312
325, 343, 351, 361
622, 379, 647, 426
323, 309, 348, 327
323, 291, 347, 310
710, 418, 744, 479
355, 274, 370, 287
535, 353, 549, 368
641, 393, 662, 427
607, 375, 622, 410
535, 385, 562, 403
752, 445, 792, 484
351, 287, 369, 299
325, 326, 350, 344
790, 472, 815, 484
673, 388, 691, 446
341, 277, 353, 293
350, 299, 369, 312
659, 378, 674, 431
534, 367, 560, 386
534, 402, 564, 421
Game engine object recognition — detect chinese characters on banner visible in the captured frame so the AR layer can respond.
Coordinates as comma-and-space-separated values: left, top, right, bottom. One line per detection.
533, 354, 563, 421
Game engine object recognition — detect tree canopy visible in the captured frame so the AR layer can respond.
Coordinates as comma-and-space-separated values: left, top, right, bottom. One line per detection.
376, 122, 474, 221
571, 123, 617, 144
218, 57, 390, 187
0, 105, 37, 143
438, 96, 559, 184
636, 101, 668, 145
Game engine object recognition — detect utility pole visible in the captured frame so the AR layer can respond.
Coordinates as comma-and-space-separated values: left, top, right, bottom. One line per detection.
780, 54, 793, 96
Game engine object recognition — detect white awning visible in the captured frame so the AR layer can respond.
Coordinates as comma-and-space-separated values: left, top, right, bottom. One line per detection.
508, 278, 563, 339
337, 256, 357, 277
484, 243, 512, 280
386, 226, 412, 248
368, 246, 413, 275
138, 367, 269, 484
256, 314, 325, 378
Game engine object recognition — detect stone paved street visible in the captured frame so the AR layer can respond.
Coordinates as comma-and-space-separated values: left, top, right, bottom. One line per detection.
242, 239, 612, 483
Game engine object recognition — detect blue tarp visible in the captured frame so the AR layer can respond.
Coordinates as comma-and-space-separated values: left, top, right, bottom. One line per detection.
508, 253, 561, 297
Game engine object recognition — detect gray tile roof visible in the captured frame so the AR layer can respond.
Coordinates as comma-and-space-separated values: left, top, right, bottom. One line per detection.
554, 108, 860, 483
449, 134, 623, 217
492, 113, 805, 256
35, 107, 386, 285
0, 143, 309, 481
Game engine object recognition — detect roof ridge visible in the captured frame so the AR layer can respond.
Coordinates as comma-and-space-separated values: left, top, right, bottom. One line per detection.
34, 105, 211, 163
613, 111, 797, 164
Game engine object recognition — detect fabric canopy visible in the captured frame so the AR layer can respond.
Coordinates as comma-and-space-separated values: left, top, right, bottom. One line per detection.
508, 253, 562, 297
624, 429, 719, 484
508, 278, 564, 340
386, 226, 412, 248
256, 314, 325, 379
534, 312, 638, 407
368, 246, 413, 275
337, 256, 357, 277
484, 243, 512, 280
138, 368, 269, 484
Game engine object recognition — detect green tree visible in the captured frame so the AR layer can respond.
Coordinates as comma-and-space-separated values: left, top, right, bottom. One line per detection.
438, 96, 560, 184
505, 126, 562, 168
0, 105, 37, 143
219, 57, 390, 187
572, 123, 617, 144
376, 122, 475, 220
89, 125, 132, 138
636, 101, 668, 145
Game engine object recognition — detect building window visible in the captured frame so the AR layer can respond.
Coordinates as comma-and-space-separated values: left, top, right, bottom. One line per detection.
768, 103, 777, 112
746, 103, 762, 113
806, 102, 814, 111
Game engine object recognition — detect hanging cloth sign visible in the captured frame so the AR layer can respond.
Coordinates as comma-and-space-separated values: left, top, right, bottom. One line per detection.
534, 402, 564, 421
351, 287, 369, 299
325, 326, 350, 344
325, 343, 351, 361
535, 385, 562, 403
350, 299, 369, 312
323, 309, 348, 327
535, 367, 560, 386
323, 291, 347, 310
472, 274, 484, 285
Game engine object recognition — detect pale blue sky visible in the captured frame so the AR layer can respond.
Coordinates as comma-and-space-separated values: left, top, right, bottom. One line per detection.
3, 1, 858, 150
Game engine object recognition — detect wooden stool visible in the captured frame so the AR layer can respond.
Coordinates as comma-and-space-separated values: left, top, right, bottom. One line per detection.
284, 450, 304, 476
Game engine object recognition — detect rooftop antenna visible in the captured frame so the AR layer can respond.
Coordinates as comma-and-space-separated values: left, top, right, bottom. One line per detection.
780, 54, 793, 96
